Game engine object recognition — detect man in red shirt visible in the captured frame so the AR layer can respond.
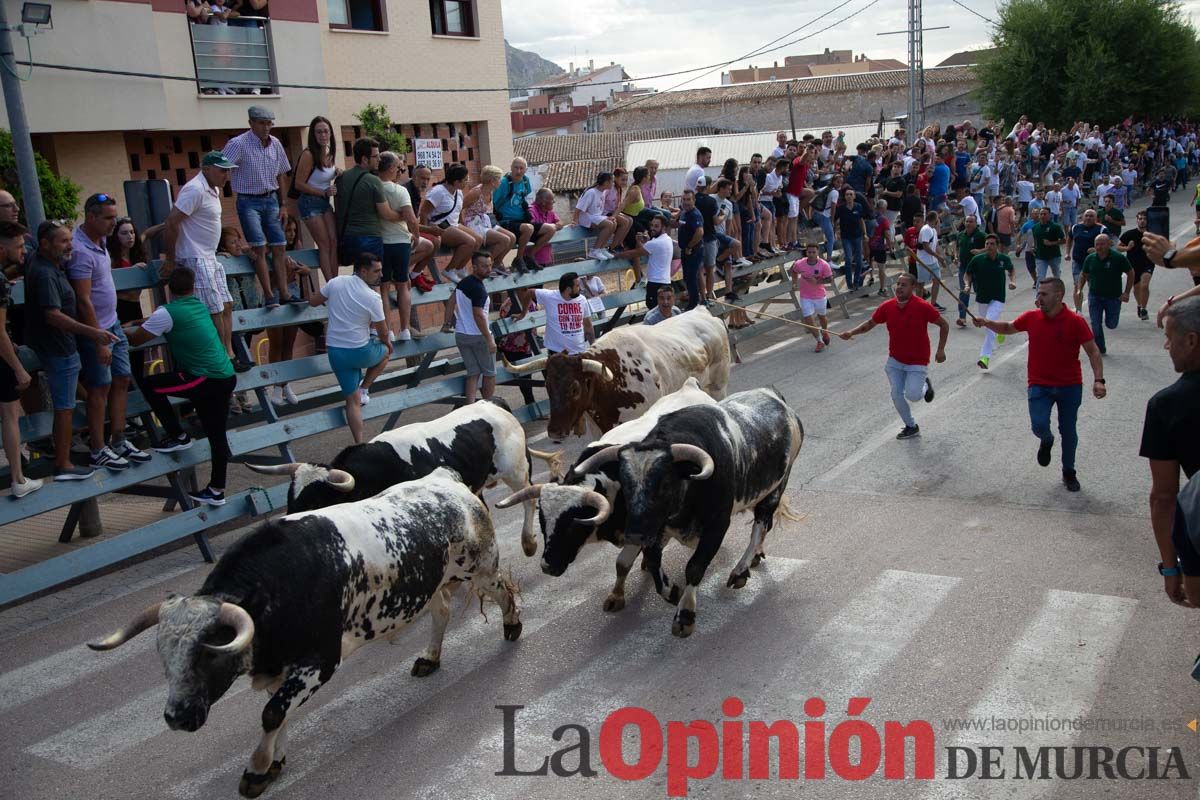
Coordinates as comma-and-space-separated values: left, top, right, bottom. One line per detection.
974, 277, 1106, 491
840, 273, 949, 439
785, 143, 812, 250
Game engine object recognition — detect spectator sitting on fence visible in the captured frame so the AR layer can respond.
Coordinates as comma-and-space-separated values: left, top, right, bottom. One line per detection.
574, 172, 618, 261
26, 221, 120, 482
375, 150, 422, 342
403, 165, 438, 288
0, 221, 39, 497
308, 251, 391, 444
529, 188, 564, 270
418, 163, 477, 333
495, 157, 556, 272
124, 266, 236, 507
454, 251, 497, 404
643, 285, 681, 326
462, 165, 516, 277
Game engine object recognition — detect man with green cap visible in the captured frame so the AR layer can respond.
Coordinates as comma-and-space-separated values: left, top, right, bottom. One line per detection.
160, 151, 251, 372
963, 233, 1017, 369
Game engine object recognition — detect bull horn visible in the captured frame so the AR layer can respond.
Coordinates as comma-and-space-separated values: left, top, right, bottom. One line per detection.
503, 354, 549, 374
571, 444, 623, 476
496, 484, 544, 509
671, 444, 715, 480
204, 602, 255, 654
528, 448, 566, 481
325, 469, 356, 493
244, 462, 303, 476
581, 359, 615, 382
87, 601, 163, 651
577, 490, 612, 527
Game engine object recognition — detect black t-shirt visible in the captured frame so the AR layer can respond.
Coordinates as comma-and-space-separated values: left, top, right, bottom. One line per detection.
882, 175, 906, 211
1119, 228, 1152, 271
1140, 371, 1200, 479
403, 179, 424, 212
980, 128, 996, 145
24, 255, 78, 358
900, 194, 923, 229
1151, 179, 1172, 206
754, 169, 767, 192
695, 193, 719, 241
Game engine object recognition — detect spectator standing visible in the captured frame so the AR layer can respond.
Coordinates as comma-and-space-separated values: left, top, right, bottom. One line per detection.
678, 190, 705, 310
915, 210, 946, 309
308, 252, 392, 443
124, 267, 236, 506
0, 221, 39, 496
26, 222, 119, 480
833, 188, 868, 291
334, 138, 402, 275
1140, 297, 1200, 605
376, 150, 421, 341
684, 147, 712, 193
974, 278, 1105, 492
221, 106, 294, 307
625, 217, 674, 309
1075, 234, 1133, 354
494, 157, 555, 271
106, 216, 158, 386
68, 194, 151, 471
453, 251, 496, 404
643, 285, 682, 326
534, 271, 594, 356
292, 116, 340, 281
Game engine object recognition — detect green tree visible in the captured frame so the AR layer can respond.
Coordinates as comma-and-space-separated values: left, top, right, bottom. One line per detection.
976, 0, 1200, 128
353, 103, 409, 155
0, 129, 81, 224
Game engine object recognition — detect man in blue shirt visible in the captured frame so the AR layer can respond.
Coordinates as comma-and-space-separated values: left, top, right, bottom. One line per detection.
846, 143, 874, 194
930, 156, 952, 212
493, 157, 555, 271
678, 190, 704, 310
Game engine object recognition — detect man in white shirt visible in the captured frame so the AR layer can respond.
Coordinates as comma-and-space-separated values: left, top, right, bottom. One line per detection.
161, 152, 249, 370
684, 147, 712, 193
1044, 183, 1063, 224
1016, 178, 1036, 217
533, 271, 595, 355
1060, 177, 1082, 229
916, 210, 947, 310
769, 131, 788, 160
308, 252, 392, 443
950, 186, 982, 227
625, 217, 675, 308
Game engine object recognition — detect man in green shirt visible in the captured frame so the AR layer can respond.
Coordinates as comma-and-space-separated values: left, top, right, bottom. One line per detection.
1096, 194, 1125, 239
333, 137, 404, 267
1076, 233, 1133, 354
125, 267, 237, 507
1031, 207, 1066, 283
954, 215, 987, 328
964, 233, 1017, 369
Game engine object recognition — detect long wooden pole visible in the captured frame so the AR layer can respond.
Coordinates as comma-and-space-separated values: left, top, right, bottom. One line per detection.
710, 298, 830, 335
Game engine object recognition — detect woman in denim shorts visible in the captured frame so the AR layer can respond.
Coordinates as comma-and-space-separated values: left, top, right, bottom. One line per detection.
293, 116, 340, 281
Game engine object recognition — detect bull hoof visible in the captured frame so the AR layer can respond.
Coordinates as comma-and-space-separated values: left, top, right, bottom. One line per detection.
671, 612, 696, 638
751, 553, 766, 568
726, 570, 750, 589
411, 657, 441, 677
665, 586, 682, 606
503, 621, 523, 641
602, 594, 626, 613
268, 757, 286, 780
239, 766, 279, 799
521, 537, 537, 558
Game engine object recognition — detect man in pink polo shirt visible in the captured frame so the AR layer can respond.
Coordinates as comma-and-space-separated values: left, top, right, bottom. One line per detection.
789, 242, 833, 352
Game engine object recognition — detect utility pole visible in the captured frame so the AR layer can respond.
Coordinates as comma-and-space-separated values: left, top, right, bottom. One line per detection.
0, 3, 43, 228
878, 2, 947, 143
786, 81, 797, 141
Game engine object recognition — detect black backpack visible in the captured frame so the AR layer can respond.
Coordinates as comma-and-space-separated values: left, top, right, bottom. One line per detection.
811, 184, 834, 212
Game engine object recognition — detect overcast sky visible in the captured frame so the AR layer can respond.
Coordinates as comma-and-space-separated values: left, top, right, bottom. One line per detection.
501, 0, 1200, 92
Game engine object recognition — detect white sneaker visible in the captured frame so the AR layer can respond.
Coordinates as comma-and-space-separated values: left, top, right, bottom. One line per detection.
282, 385, 299, 405
388, 330, 397, 343
599, 248, 616, 260
735, 257, 753, 267
588, 249, 607, 260
267, 386, 285, 407
11, 477, 42, 498
358, 387, 370, 406
395, 329, 413, 341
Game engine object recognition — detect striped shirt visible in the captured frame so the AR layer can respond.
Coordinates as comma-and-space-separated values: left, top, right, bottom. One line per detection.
222, 130, 291, 195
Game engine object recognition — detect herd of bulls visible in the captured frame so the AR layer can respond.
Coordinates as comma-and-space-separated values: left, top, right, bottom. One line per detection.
85, 307, 806, 798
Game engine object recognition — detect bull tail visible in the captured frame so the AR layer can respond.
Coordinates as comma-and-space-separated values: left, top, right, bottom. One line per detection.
773, 495, 806, 525
529, 447, 566, 481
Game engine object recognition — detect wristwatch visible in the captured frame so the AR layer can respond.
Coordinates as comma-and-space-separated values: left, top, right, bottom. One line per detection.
1163, 248, 1177, 269
1159, 562, 1182, 577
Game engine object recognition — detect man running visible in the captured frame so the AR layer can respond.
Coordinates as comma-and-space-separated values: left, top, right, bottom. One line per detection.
974, 278, 1106, 492
839, 273, 949, 440
954, 215, 986, 328
915, 210, 947, 310
1075, 233, 1134, 354
1118, 210, 1155, 321
789, 242, 833, 352
963, 233, 1017, 369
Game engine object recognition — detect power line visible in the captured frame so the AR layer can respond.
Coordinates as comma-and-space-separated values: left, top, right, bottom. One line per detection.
951, 0, 994, 25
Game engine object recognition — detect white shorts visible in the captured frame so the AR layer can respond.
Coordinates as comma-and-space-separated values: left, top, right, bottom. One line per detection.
178, 256, 232, 313
787, 194, 800, 219
466, 216, 498, 239
578, 213, 607, 229
800, 296, 828, 317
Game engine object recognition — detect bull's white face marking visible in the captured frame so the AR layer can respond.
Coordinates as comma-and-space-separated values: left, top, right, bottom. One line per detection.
292, 464, 332, 496
156, 596, 245, 730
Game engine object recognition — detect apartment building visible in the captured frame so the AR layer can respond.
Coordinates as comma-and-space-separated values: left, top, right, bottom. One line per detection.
1, 0, 513, 220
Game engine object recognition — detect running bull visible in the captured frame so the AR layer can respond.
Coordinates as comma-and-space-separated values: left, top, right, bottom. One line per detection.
504, 305, 731, 440
87, 469, 521, 798
570, 388, 803, 637
246, 399, 562, 557
497, 378, 717, 612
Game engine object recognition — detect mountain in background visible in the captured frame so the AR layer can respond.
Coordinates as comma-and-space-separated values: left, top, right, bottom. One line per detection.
506, 40, 565, 96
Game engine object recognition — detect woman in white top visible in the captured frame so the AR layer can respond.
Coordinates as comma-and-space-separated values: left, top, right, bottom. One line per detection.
376, 151, 423, 341
462, 165, 516, 274
573, 172, 618, 261
419, 163, 476, 332
293, 116, 340, 280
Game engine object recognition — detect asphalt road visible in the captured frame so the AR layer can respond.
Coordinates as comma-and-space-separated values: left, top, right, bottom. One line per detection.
2, 188, 1199, 800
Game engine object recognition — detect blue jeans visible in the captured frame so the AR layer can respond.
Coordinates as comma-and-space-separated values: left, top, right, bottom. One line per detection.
741, 220, 756, 258
1035, 257, 1061, 281
1088, 293, 1121, 351
682, 248, 704, 310
842, 236, 865, 289
815, 214, 835, 261
1062, 206, 1078, 229
236, 194, 286, 248
341, 234, 384, 261
885, 357, 927, 428
1028, 384, 1082, 472
957, 266, 970, 321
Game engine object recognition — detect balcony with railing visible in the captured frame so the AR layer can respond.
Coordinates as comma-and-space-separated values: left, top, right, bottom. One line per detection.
188, 17, 279, 96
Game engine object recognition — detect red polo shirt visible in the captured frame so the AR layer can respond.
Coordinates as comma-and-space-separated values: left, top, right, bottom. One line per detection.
1012, 307, 1094, 387
787, 159, 808, 197
871, 296, 941, 366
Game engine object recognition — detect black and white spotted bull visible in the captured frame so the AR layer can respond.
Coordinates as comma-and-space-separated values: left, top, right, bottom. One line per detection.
87, 468, 521, 798
246, 398, 563, 557
570, 388, 803, 638
497, 378, 717, 612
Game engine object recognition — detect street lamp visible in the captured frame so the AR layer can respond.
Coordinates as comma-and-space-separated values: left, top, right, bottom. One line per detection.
20, 2, 51, 29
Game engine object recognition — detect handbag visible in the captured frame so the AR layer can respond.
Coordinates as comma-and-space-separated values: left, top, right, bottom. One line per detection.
430, 190, 461, 230
335, 170, 369, 267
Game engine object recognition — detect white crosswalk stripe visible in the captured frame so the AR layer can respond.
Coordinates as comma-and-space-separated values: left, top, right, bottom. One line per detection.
920, 589, 1138, 799
0, 634, 156, 715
